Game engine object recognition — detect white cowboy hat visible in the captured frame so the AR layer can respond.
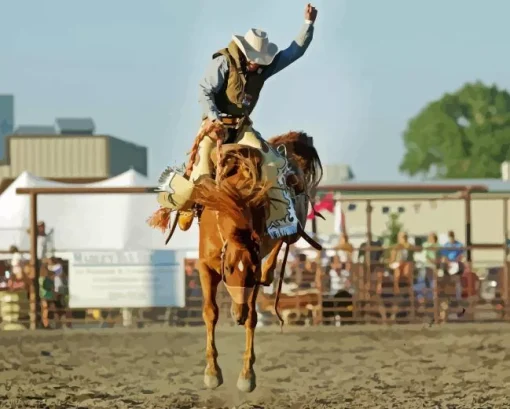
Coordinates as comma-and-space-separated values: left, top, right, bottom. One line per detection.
232, 29, 278, 66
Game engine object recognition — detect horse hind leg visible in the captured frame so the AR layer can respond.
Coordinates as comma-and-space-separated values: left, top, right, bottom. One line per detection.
198, 261, 223, 389
237, 286, 259, 393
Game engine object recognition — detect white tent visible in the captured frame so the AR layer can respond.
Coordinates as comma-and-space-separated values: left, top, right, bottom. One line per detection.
0, 170, 199, 252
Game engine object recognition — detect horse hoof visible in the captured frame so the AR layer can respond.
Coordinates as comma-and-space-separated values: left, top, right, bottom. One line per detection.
236, 372, 256, 393
204, 367, 223, 389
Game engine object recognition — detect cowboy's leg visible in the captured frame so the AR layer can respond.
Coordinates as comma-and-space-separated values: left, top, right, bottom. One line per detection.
189, 140, 215, 183
234, 125, 267, 149
178, 121, 216, 231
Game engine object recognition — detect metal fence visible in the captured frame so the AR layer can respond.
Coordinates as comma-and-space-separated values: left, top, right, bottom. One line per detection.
1, 246, 508, 329
1, 184, 507, 330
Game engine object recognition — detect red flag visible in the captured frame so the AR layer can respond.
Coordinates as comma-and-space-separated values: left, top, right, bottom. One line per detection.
307, 192, 335, 220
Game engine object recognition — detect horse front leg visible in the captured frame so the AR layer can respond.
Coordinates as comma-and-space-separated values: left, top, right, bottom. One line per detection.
237, 286, 259, 393
260, 240, 284, 286
198, 261, 223, 389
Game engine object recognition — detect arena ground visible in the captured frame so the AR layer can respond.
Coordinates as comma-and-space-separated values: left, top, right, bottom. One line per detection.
0, 323, 509, 409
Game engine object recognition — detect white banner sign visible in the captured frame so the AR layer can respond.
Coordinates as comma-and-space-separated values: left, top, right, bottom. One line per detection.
68, 250, 185, 308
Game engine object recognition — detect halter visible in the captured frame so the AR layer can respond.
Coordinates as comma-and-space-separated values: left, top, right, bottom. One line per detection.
215, 211, 229, 284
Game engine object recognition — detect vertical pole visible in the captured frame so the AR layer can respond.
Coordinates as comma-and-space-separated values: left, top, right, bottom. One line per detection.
315, 255, 323, 325
464, 191, 472, 263
363, 200, 373, 322
503, 199, 509, 320
464, 191, 473, 320
311, 197, 318, 237
29, 193, 41, 330
366, 200, 373, 294
433, 265, 439, 324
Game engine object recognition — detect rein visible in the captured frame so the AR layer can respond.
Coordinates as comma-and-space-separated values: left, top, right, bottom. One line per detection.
274, 241, 290, 332
185, 120, 226, 179
215, 211, 228, 283
165, 212, 180, 245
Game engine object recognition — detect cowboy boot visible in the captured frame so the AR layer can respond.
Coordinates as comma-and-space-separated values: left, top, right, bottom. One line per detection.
178, 136, 215, 231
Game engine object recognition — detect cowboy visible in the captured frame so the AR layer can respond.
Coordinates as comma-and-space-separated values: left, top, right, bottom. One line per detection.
158, 3, 318, 234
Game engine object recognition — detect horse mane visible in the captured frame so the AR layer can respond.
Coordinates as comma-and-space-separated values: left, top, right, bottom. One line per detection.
267, 131, 323, 193
193, 151, 271, 223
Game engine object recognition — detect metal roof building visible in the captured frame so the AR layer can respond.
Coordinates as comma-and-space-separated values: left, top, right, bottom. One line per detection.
0, 117, 148, 193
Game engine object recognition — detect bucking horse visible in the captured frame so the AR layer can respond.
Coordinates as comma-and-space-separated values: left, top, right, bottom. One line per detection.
148, 129, 322, 392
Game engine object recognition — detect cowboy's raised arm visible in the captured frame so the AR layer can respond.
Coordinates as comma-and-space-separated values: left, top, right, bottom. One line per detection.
263, 5, 317, 79
198, 55, 229, 121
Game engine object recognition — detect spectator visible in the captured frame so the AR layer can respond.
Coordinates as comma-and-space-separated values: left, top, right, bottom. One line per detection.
358, 237, 384, 265
334, 233, 354, 273
8, 246, 29, 292
389, 231, 414, 294
10, 245, 27, 275
415, 232, 440, 300
301, 259, 316, 289
328, 259, 351, 297
184, 261, 201, 325
39, 266, 55, 329
289, 253, 307, 288
422, 232, 440, 268
358, 236, 384, 296
322, 261, 353, 325
441, 231, 464, 264
49, 259, 71, 329
0, 263, 8, 290
37, 221, 55, 262
440, 230, 464, 300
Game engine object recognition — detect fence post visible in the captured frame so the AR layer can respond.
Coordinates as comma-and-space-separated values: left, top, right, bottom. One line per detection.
315, 253, 323, 325
464, 191, 472, 264
29, 193, 41, 330
503, 198, 509, 320
363, 200, 373, 323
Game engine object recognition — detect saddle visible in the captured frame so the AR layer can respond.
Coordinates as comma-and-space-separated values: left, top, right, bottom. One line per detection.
210, 144, 263, 168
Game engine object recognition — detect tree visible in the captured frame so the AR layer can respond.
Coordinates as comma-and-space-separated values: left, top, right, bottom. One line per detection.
381, 212, 403, 247
380, 212, 404, 262
399, 81, 510, 179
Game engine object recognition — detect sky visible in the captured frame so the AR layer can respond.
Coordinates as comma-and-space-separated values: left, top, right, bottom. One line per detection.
1, 0, 509, 182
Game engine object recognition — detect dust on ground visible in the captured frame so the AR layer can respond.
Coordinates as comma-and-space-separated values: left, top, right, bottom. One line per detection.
1, 323, 510, 409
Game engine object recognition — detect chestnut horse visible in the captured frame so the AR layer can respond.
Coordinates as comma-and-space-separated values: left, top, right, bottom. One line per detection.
189, 131, 322, 393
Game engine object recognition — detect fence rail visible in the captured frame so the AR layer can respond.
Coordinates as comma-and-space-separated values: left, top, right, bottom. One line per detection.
1, 256, 508, 330
7, 185, 510, 330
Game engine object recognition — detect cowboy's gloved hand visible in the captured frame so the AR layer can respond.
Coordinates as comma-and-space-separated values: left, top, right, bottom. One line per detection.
210, 119, 227, 141
305, 3, 318, 22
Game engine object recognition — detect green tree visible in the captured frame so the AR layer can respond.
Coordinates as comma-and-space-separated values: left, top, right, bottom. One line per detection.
381, 212, 403, 247
380, 212, 404, 262
399, 81, 510, 178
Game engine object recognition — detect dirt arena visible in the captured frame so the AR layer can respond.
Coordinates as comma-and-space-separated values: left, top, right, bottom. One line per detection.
1, 324, 510, 409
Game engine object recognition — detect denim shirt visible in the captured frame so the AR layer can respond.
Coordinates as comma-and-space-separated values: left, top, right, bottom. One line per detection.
198, 21, 315, 121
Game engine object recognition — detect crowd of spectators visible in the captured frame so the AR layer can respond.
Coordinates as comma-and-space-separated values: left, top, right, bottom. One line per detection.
261, 228, 487, 323
0, 222, 494, 328
0, 221, 71, 329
